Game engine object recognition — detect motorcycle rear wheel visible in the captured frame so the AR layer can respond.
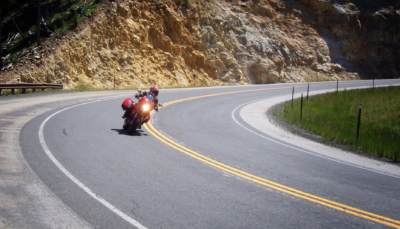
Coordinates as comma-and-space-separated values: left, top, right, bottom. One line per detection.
127, 119, 141, 135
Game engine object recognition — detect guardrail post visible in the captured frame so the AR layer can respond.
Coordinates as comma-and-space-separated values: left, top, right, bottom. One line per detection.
373, 78, 375, 89
11, 89, 15, 95
0, 89, 2, 96
307, 83, 309, 100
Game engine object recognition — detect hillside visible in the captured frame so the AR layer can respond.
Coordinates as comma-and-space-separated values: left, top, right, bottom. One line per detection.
0, 0, 399, 89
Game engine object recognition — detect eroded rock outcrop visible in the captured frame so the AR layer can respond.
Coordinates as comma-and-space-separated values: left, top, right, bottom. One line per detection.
12, 0, 366, 89
294, 0, 400, 78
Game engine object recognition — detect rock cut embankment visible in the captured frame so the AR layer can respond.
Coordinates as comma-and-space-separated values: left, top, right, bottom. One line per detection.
14, 0, 400, 88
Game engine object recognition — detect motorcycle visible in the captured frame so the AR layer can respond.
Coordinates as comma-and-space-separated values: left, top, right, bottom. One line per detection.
121, 89, 155, 135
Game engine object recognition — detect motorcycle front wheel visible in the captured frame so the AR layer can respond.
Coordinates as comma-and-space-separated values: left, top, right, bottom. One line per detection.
123, 118, 130, 130
127, 119, 141, 135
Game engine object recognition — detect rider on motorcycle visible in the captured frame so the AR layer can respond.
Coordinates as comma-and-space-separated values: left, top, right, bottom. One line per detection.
122, 85, 162, 118
134, 85, 162, 111
121, 86, 162, 129
134, 85, 162, 129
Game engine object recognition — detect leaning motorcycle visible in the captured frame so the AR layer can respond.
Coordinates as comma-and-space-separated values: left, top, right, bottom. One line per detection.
121, 90, 155, 135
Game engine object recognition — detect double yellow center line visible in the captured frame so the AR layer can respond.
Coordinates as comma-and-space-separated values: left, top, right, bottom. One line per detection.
144, 83, 400, 228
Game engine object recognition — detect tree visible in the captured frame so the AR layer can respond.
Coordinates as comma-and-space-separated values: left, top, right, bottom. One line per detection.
36, 0, 41, 46
8, 8, 26, 41
0, 7, 2, 69
29, 0, 33, 11
0, 0, 16, 69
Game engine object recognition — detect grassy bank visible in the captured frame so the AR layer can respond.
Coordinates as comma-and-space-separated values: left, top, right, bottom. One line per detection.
274, 86, 400, 161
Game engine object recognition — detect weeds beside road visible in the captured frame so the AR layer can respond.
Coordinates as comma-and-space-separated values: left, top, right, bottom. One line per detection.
274, 86, 400, 161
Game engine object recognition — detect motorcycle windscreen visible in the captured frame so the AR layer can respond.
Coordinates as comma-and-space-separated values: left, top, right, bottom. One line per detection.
146, 94, 154, 102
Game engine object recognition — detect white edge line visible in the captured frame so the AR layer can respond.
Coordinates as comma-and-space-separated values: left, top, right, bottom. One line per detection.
38, 95, 148, 229
231, 86, 400, 179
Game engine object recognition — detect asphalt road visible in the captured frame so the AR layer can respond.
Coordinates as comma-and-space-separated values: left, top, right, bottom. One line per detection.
2, 80, 400, 228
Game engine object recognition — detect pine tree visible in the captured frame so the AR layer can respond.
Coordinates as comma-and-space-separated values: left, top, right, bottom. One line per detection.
0, 0, 16, 69
36, 0, 41, 46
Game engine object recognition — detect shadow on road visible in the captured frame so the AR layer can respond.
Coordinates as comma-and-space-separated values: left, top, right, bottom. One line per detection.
111, 129, 148, 136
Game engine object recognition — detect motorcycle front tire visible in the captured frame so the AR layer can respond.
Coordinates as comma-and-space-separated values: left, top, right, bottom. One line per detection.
123, 118, 130, 130
127, 119, 141, 135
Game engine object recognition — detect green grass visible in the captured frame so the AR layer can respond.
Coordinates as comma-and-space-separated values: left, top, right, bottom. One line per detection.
275, 86, 400, 161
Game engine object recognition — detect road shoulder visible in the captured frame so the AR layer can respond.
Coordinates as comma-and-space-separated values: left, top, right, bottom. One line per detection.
239, 91, 400, 178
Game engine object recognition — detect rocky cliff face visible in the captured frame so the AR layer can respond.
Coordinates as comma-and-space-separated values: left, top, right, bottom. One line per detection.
294, 0, 400, 79
11, 0, 398, 89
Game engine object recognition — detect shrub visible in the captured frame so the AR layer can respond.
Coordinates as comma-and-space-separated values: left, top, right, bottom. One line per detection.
182, 0, 190, 7
72, 11, 80, 28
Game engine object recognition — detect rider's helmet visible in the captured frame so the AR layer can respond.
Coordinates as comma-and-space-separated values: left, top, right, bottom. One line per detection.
150, 85, 159, 96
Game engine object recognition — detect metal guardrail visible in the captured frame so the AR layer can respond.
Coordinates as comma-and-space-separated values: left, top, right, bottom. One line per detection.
0, 83, 63, 95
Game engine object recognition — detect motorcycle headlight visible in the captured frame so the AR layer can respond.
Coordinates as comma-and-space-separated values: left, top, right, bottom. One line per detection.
142, 104, 150, 111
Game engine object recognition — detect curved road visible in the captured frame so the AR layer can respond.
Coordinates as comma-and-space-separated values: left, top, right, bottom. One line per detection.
1, 80, 400, 228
